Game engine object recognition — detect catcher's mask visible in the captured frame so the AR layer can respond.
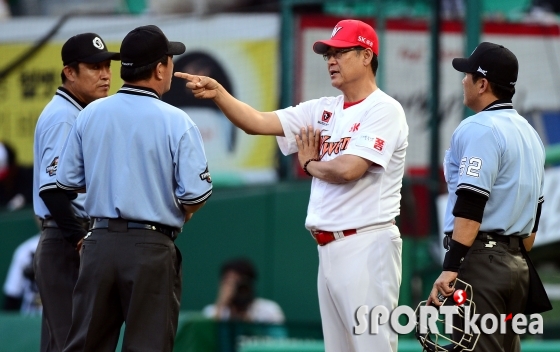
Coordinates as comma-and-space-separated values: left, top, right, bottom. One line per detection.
415, 278, 480, 352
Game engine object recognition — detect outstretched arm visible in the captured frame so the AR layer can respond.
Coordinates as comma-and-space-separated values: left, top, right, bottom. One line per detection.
174, 72, 284, 136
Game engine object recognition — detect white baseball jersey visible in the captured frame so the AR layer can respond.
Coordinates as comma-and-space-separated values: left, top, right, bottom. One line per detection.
33, 87, 88, 219
275, 89, 408, 231
56, 85, 212, 228
443, 101, 545, 235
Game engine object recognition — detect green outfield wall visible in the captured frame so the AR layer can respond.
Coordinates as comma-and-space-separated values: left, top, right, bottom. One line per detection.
1, 181, 559, 350
0, 181, 421, 323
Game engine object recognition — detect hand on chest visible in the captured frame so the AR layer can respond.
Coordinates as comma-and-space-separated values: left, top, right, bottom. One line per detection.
316, 109, 360, 158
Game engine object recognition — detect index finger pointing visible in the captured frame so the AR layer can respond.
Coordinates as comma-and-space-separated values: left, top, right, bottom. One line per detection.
174, 71, 196, 81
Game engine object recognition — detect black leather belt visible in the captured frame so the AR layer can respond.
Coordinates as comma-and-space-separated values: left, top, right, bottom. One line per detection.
476, 232, 521, 247
91, 218, 179, 241
42, 218, 90, 231
444, 231, 522, 250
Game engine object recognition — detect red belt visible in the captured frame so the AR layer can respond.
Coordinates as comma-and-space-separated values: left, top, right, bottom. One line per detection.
312, 229, 357, 246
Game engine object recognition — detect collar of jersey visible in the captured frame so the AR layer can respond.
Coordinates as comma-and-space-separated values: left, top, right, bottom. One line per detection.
118, 84, 160, 100
343, 98, 365, 109
56, 86, 87, 110
482, 99, 513, 112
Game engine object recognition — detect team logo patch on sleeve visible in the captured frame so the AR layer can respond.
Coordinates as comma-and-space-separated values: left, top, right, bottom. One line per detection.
373, 137, 385, 153
356, 135, 386, 154
199, 166, 212, 183
46, 157, 58, 176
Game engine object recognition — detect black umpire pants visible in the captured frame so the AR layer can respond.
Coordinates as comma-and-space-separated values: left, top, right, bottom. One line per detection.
62, 227, 182, 352
456, 236, 529, 352
34, 227, 81, 352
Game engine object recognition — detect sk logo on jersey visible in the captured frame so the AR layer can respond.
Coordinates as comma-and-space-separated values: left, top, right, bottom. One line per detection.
46, 157, 58, 176
320, 110, 333, 125
349, 123, 360, 132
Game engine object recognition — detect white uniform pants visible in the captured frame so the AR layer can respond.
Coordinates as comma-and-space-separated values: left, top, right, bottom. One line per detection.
317, 224, 402, 352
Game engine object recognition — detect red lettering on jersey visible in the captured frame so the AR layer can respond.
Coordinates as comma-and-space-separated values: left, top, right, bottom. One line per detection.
349, 123, 360, 132
324, 141, 338, 155
320, 136, 352, 157
340, 137, 351, 150
374, 137, 385, 152
321, 110, 332, 123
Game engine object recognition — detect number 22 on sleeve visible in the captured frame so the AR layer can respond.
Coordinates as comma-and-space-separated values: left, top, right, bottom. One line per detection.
459, 157, 482, 177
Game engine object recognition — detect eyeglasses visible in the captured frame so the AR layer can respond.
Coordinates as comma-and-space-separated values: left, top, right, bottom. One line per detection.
322, 47, 364, 61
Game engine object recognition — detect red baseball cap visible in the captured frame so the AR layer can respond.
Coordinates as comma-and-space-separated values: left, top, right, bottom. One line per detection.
313, 19, 379, 56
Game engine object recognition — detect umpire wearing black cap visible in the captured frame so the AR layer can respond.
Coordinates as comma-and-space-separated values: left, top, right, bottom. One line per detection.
427, 42, 549, 351
59, 25, 211, 352
33, 32, 119, 352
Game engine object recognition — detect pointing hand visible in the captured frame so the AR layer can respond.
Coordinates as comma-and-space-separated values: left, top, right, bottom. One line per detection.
174, 72, 220, 99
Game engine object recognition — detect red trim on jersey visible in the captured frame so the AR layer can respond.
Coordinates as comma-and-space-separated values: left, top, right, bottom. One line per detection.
343, 99, 365, 109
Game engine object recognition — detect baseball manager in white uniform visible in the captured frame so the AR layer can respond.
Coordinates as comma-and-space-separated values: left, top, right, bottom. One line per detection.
176, 19, 408, 352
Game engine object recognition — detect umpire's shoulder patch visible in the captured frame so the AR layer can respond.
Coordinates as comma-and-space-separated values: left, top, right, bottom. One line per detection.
46, 157, 58, 176
199, 166, 212, 183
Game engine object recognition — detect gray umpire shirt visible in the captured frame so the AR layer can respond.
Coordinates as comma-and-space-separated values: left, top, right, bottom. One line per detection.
443, 101, 545, 236
33, 87, 88, 220
56, 84, 212, 228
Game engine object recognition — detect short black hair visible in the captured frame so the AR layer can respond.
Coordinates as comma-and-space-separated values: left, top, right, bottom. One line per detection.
61, 62, 80, 84
370, 52, 379, 76
121, 55, 169, 83
348, 49, 378, 76
472, 73, 515, 100
220, 258, 257, 281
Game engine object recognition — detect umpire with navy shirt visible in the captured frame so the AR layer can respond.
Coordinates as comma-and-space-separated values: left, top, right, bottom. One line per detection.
427, 42, 547, 351
57, 25, 212, 352
33, 33, 119, 352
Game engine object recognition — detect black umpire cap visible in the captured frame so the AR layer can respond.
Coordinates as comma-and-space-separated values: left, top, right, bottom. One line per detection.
452, 42, 518, 88
120, 25, 186, 68
62, 33, 120, 66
